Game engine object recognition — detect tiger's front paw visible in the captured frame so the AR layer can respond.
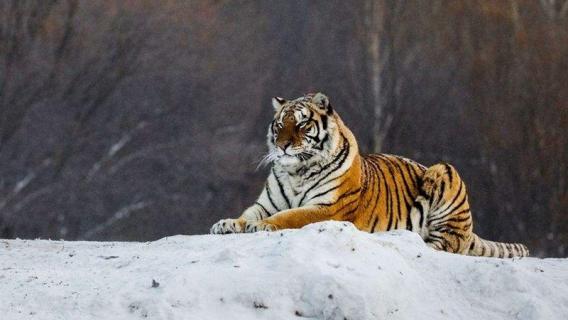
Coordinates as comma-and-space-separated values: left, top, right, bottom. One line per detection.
244, 220, 278, 233
210, 218, 245, 234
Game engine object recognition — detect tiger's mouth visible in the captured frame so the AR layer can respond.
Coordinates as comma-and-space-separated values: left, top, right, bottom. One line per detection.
277, 154, 301, 166
279, 147, 314, 157
259, 143, 318, 169
278, 151, 314, 163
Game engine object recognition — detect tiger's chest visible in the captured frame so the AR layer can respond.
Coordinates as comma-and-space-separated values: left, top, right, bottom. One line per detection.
275, 169, 334, 208
270, 171, 306, 208
282, 174, 307, 198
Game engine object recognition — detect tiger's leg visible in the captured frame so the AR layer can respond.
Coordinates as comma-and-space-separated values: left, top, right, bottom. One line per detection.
416, 163, 473, 254
243, 205, 335, 233
210, 202, 270, 234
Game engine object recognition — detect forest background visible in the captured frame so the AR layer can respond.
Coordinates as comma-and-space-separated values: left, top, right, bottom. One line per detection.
0, 0, 566, 257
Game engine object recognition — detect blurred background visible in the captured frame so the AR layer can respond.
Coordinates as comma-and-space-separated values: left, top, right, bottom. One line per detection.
0, 0, 566, 257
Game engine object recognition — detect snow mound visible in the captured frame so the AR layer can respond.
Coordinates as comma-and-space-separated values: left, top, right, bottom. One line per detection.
1, 221, 567, 320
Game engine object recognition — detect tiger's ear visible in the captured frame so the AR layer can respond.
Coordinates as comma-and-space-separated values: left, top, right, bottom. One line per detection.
272, 97, 286, 111
312, 92, 333, 115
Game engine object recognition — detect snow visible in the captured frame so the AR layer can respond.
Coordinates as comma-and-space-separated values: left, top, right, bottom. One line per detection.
1, 221, 567, 320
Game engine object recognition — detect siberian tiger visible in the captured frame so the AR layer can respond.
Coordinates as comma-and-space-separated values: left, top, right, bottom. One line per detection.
210, 92, 529, 258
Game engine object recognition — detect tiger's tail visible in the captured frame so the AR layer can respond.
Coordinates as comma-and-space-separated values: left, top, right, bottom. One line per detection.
468, 233, 529, 258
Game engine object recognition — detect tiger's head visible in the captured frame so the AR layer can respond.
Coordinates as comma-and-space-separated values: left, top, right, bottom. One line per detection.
264, 92, 343, 170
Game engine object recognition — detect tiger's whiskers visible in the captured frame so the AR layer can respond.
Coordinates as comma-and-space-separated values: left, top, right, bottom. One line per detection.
256, 150, 279, 170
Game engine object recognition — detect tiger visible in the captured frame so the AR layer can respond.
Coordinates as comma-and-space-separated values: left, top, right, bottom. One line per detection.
210, 92, 529, 258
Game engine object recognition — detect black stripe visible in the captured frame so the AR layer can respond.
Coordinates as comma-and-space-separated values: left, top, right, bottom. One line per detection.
306, 144, 347, 180
405, 160, 425, 182
455, 236, 462, 252
406, 212, 413, 231
364, 157, 383, 222
299, 137, 350, 204
393, 178, 402, 229
370, 216, 380, 232
497, 243, 504, 258
373, 160, 394, 231
307, 179, 345, 202
313, 133, 328, 151
385, 183, 394, 230
428, 206, 470, 226
428, 181, 464, 223
318, 188, 361, 207
443, 185, 468, 217
427, 237, 444, 246
332, 197, 359, 212
506, 244, 513, 258
255, 202, 270, 217
360, 160, 370, 194
306, 133, 349, 180
452, 208, 471, 217
272, 169, 291, 209
302, 110, 317, 141
443, 209, 471, 223
299, 169, 346, 206
442, 213, 471, 224
427, 235, 446, 249
370, 157, 392, 231
381, 158, 401, 230
513, 243, 520, 254
395, 159, 419, 202
436, 227, 467, 240
459, 221, 472, 231
428, 184, 435, 207
444, 163, 453, 185
380, 156, 413, 230
438, 180, 446, 206
427, 233, 445, 242
311, 120, 321, 143
361, 160, 376, 227
414, 201, 425, 229
418, 186, 428, 198
342, 207, 358, 220
429, 238, 445, 249
265, 183, 280, 211
380, 155, 414, 203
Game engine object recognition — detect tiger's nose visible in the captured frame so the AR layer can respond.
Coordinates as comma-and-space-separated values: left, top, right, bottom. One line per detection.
277, 141, 291, 152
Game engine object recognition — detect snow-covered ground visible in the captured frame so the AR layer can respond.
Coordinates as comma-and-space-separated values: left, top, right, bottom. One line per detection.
1, 222, 566, 320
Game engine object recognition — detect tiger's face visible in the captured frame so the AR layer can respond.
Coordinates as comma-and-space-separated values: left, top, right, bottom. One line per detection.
265, 92, 336, 168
